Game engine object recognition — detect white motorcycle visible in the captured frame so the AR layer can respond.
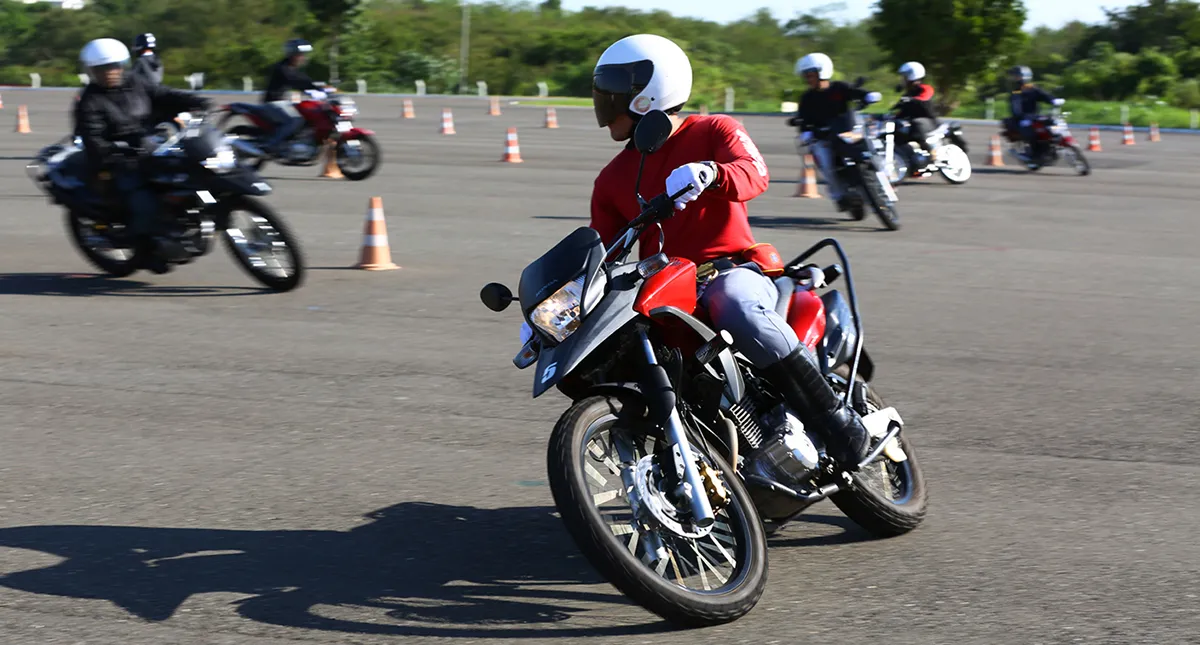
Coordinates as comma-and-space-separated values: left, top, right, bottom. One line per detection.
869, 113, 972, 186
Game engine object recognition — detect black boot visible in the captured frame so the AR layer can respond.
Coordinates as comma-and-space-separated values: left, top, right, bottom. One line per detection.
762, 346, 872, 470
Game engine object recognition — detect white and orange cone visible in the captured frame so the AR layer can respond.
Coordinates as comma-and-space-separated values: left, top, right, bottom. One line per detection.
440, 108, 456, 135
795, 154, 820, 198
402, 99, 415, 119
986, 135, 1004, 166
544, 106, 559, 129
319, 140, 344, 179
15, 105, 30, 134
1088, 127, 1102, 152
355, 197, 400, 271
501, 127, 523, 163
1149, 122, 1161, 142
488, 95, 501, 116
1122, 123, 1135, 145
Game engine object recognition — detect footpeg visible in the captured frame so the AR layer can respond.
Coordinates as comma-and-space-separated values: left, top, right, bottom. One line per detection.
695, 329, 734, 366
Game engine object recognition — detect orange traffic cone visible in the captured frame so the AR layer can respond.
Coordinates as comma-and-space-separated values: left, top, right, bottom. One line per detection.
501, 127, 523, 163
440, 108, 456, 135
14, 105, 30, 134
355, 197, 399, 271
1148, 122, 1161, 142
985, 135, 1004, 166
1088, 127, 1102, 152
1122, 123, 1135, 145
319, 140, 344, 179
544, 106, 559, 129
795, 154, 820, 198
402, 99, 415, 119
488, 95, 501, 116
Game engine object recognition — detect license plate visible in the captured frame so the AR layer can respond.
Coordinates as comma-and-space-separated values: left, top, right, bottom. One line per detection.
335, 121, 352, 132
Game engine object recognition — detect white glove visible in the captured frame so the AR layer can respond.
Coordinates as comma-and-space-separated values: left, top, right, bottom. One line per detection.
306, 89, 328, 100
1052, 98, 1065, 106
666, 162, 717, 210
865, 92, 882, 104
519, 321, 533, 345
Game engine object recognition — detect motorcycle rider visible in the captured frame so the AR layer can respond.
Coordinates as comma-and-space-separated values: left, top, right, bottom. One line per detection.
894, 61, 938, 158
1003, 65, 1065, 159
130, 33, 163, 86
581, 34, 872, 470
789, 53, 882, 214
74, 38, 211, 273
259, 38, 326, 158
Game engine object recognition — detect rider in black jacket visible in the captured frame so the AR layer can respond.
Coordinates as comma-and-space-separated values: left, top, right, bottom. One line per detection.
893, 61, 938, 154
1003, 66, 1064, 155
130, 33, 163, 86
259, 39, 325, 157
75, 38, 211, 273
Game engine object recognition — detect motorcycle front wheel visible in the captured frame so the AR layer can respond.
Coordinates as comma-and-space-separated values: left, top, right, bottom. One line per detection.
547, 394, 768, 628
859, 163, 901, 231
65, 210, 139, 277
221, 197, 305, 291
1060, 143, 1091, 176
937, 144, 972, 184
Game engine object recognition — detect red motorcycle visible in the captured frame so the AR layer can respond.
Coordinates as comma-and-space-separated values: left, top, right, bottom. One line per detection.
218, 91, 380, 181
479, 110, 926, 626
1001, 107, 1090, 175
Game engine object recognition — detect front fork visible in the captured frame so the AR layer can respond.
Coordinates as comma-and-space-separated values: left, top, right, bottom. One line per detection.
634, 325, 716, 529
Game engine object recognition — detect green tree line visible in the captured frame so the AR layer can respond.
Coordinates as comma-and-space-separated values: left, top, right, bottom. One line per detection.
1, 0, 1199, 114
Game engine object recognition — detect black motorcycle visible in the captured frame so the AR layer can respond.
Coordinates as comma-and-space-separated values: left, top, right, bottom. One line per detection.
27, 113, 304, 291
791, 85, 901, 231
480, 110, 926, 627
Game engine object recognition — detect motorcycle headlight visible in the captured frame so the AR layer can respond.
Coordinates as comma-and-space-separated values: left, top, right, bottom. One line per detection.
529, 274, 585, 344
203, 146, 238, 173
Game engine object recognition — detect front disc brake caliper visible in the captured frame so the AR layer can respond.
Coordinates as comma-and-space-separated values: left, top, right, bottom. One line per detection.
698, 462, 730, 511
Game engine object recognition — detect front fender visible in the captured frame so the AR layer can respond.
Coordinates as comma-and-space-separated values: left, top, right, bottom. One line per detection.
648, 306, 745, 403
341, 127, 375, 139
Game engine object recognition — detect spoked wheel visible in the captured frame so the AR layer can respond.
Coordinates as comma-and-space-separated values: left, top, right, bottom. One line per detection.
335, 135, 381, 181
937, 144, 972, 184
1061, 143, 1091, 176
221, 197, 304, 291
829, 369, 928, 537
65, 210, 139, 277
547, 394, 768, 627
860, 164, 901, 230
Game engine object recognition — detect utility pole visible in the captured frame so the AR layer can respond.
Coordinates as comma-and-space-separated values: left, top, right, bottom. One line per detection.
458, 1, 471, 94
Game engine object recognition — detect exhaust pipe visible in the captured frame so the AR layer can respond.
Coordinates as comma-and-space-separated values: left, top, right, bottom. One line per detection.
229, 137, 266, 158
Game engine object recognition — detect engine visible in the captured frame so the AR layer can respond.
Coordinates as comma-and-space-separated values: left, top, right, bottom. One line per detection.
731, 376, 823, 486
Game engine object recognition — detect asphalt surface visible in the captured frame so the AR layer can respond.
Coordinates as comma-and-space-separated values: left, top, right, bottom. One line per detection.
0, 89, 1198, 644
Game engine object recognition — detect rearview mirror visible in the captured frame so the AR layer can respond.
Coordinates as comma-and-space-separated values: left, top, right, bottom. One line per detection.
633, 109, 673, 155
480, 282, 515, 312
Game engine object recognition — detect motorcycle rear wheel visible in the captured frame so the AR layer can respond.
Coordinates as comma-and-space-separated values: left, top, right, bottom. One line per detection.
547, 394, 768, 628
65, 210, 139, 277
829, 369, 928, 537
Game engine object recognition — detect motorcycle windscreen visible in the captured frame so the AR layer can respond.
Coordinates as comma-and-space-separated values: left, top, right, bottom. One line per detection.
518, 226, 604, 325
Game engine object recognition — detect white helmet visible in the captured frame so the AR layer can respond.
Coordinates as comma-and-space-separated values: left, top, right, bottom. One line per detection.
592, 34, 692, 127
796, 53, 833, 80
80, 38, 130, 84
899, 61, 926, 82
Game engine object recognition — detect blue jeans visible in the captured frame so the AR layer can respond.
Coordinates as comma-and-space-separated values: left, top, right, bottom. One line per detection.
113, 171, 158, 237
700, 265, 801, 368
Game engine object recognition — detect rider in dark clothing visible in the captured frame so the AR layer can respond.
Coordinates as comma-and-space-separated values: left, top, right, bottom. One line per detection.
259, 39, 323, 156
75, 38, 211, 273
1002, 65, 1063, 151
130, 33, 163, 86
893, 62, 938, 154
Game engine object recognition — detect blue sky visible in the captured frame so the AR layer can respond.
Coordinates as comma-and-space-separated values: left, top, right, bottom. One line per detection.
557, 0, 1137, 28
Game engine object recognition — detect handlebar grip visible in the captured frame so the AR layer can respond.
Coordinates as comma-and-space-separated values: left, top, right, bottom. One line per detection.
669, 183, 695, 202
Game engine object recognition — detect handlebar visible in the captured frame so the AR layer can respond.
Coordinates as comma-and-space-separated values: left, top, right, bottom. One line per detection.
604, 183, 696, 265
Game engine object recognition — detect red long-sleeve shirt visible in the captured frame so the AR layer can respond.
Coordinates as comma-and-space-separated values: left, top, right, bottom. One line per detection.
590, 115, 770, 263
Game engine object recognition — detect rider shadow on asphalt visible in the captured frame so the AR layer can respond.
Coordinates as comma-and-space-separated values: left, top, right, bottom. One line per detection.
0, 272, 266, 297
0, 501, 875, 637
